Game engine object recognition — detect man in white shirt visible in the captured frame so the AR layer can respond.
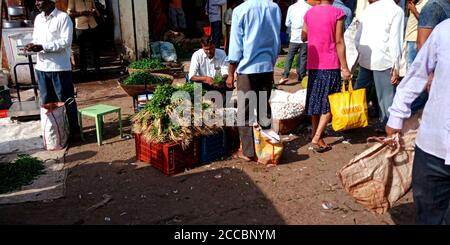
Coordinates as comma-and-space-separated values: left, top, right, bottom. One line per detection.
188, 36, 228, 90
279, 0, 311, 85
355, 0, 404, 131
386, 19, 450, 225
25, 0, 79, 136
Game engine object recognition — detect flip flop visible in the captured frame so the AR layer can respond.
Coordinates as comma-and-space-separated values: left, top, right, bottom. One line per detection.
313, 145, 332, 153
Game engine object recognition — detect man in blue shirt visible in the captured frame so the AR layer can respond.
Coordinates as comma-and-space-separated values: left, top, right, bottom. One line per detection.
226, 0, 281, 161
205, 0, 227, 48
333, 0, 353, 31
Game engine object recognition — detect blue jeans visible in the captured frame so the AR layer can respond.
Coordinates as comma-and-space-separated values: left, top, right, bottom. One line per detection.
36, 70, 80, 135
282, 42, 307, 80
211, 21, 222, 48
413, 146, 450, 225
355, 67, 394, 126
407, 41, 418, 67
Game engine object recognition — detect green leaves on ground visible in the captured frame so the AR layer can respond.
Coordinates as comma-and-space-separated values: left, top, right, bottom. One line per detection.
0, 154, 45, 194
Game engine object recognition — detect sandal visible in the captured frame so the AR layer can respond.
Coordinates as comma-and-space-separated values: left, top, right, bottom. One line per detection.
312, 145, 332, 153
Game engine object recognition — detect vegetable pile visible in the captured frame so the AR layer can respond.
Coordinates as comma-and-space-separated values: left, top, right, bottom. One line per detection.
0, 154, 45, 194
128, 58, 166, 70
213, 75, 225, 86
122, 72, 171, 86
132, 83, 219, 148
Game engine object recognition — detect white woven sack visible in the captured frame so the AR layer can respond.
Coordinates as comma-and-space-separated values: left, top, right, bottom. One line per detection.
40, 102, 70, 151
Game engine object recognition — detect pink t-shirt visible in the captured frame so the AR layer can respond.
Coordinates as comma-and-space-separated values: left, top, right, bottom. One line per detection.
304, 5, 345, 70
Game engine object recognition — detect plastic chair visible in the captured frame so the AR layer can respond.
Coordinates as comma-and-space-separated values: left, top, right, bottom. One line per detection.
78, 104, 123, 145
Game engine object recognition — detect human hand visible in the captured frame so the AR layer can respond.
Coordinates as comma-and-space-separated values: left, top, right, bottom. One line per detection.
226, 75, 235, 89
341, 68, 351, 81
391, 68, 400, 86
81, 10, 92, 16
205, 77, 214, 86
385, 126, 401, 138
407, 1, 416, 11
24, 43, 35, 52
26, 44, 43, 52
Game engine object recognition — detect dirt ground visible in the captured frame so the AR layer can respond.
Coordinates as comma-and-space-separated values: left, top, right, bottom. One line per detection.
0, 67, 416, 225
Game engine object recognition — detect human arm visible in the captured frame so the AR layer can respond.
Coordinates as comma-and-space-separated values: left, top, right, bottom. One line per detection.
417, 28, 433, 50
416, 2, 443, 50
226, 62, 237, 89
388, 11, 404, 86
336, 19, 351, 80
386, 25, 437, 135
301, 23, 308, 42
285, 7, 292, 29
408, 1, 420, 19
190, 75, 215, 86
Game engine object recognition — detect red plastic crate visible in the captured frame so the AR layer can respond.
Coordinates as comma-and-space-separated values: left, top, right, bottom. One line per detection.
135, 134, 199, 176
0, 110, 8, 118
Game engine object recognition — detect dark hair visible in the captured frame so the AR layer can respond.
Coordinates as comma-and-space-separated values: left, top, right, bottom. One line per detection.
200, 36, 214, 46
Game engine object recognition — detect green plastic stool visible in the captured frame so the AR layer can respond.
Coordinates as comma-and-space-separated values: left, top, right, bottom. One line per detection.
78, 104, 123, 146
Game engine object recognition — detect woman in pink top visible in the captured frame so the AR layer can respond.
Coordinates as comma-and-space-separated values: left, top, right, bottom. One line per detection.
302, 0, 351, 153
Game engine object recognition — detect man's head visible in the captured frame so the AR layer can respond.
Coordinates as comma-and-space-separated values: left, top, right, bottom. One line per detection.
306, 0, 321, 6
201, 36, 215, 59
35, 0, 55, 13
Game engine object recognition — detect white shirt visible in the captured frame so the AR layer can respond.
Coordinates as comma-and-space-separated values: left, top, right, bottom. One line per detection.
355, 0, 404, 71
285, 0, 311, 44
188, 48, 229, 80
387, 19, 450, 165
32, 9, 73, 72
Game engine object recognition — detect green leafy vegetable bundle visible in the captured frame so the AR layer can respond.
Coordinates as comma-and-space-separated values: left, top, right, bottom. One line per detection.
122, 72, 171, 85
132, 83, 218, 148
128, 58, 166, 70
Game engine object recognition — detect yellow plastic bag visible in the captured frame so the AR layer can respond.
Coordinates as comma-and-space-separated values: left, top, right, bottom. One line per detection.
328, 81, 368, 132
253, 127, 284, 166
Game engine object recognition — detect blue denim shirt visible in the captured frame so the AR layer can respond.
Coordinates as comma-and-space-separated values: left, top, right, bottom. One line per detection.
418, 0, 450, 29
333, 0, 353, 31
227, 0, 281, 74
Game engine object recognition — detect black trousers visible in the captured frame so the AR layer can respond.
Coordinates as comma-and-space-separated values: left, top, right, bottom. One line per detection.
76, 27, 101, 72
413, 146, 450, 224
237, 72, 273, 158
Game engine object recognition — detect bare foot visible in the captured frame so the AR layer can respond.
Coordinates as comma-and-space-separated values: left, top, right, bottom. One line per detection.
232, 151, 254, 162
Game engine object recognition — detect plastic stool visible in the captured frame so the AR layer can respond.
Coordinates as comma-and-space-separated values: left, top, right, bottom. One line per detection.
78, 104, 123, 145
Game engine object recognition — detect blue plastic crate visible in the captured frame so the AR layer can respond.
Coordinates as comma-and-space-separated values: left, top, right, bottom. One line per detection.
199, 131, 227, 164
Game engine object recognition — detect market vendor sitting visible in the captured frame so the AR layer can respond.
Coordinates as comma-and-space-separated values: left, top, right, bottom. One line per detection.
187, 36, 229, 92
